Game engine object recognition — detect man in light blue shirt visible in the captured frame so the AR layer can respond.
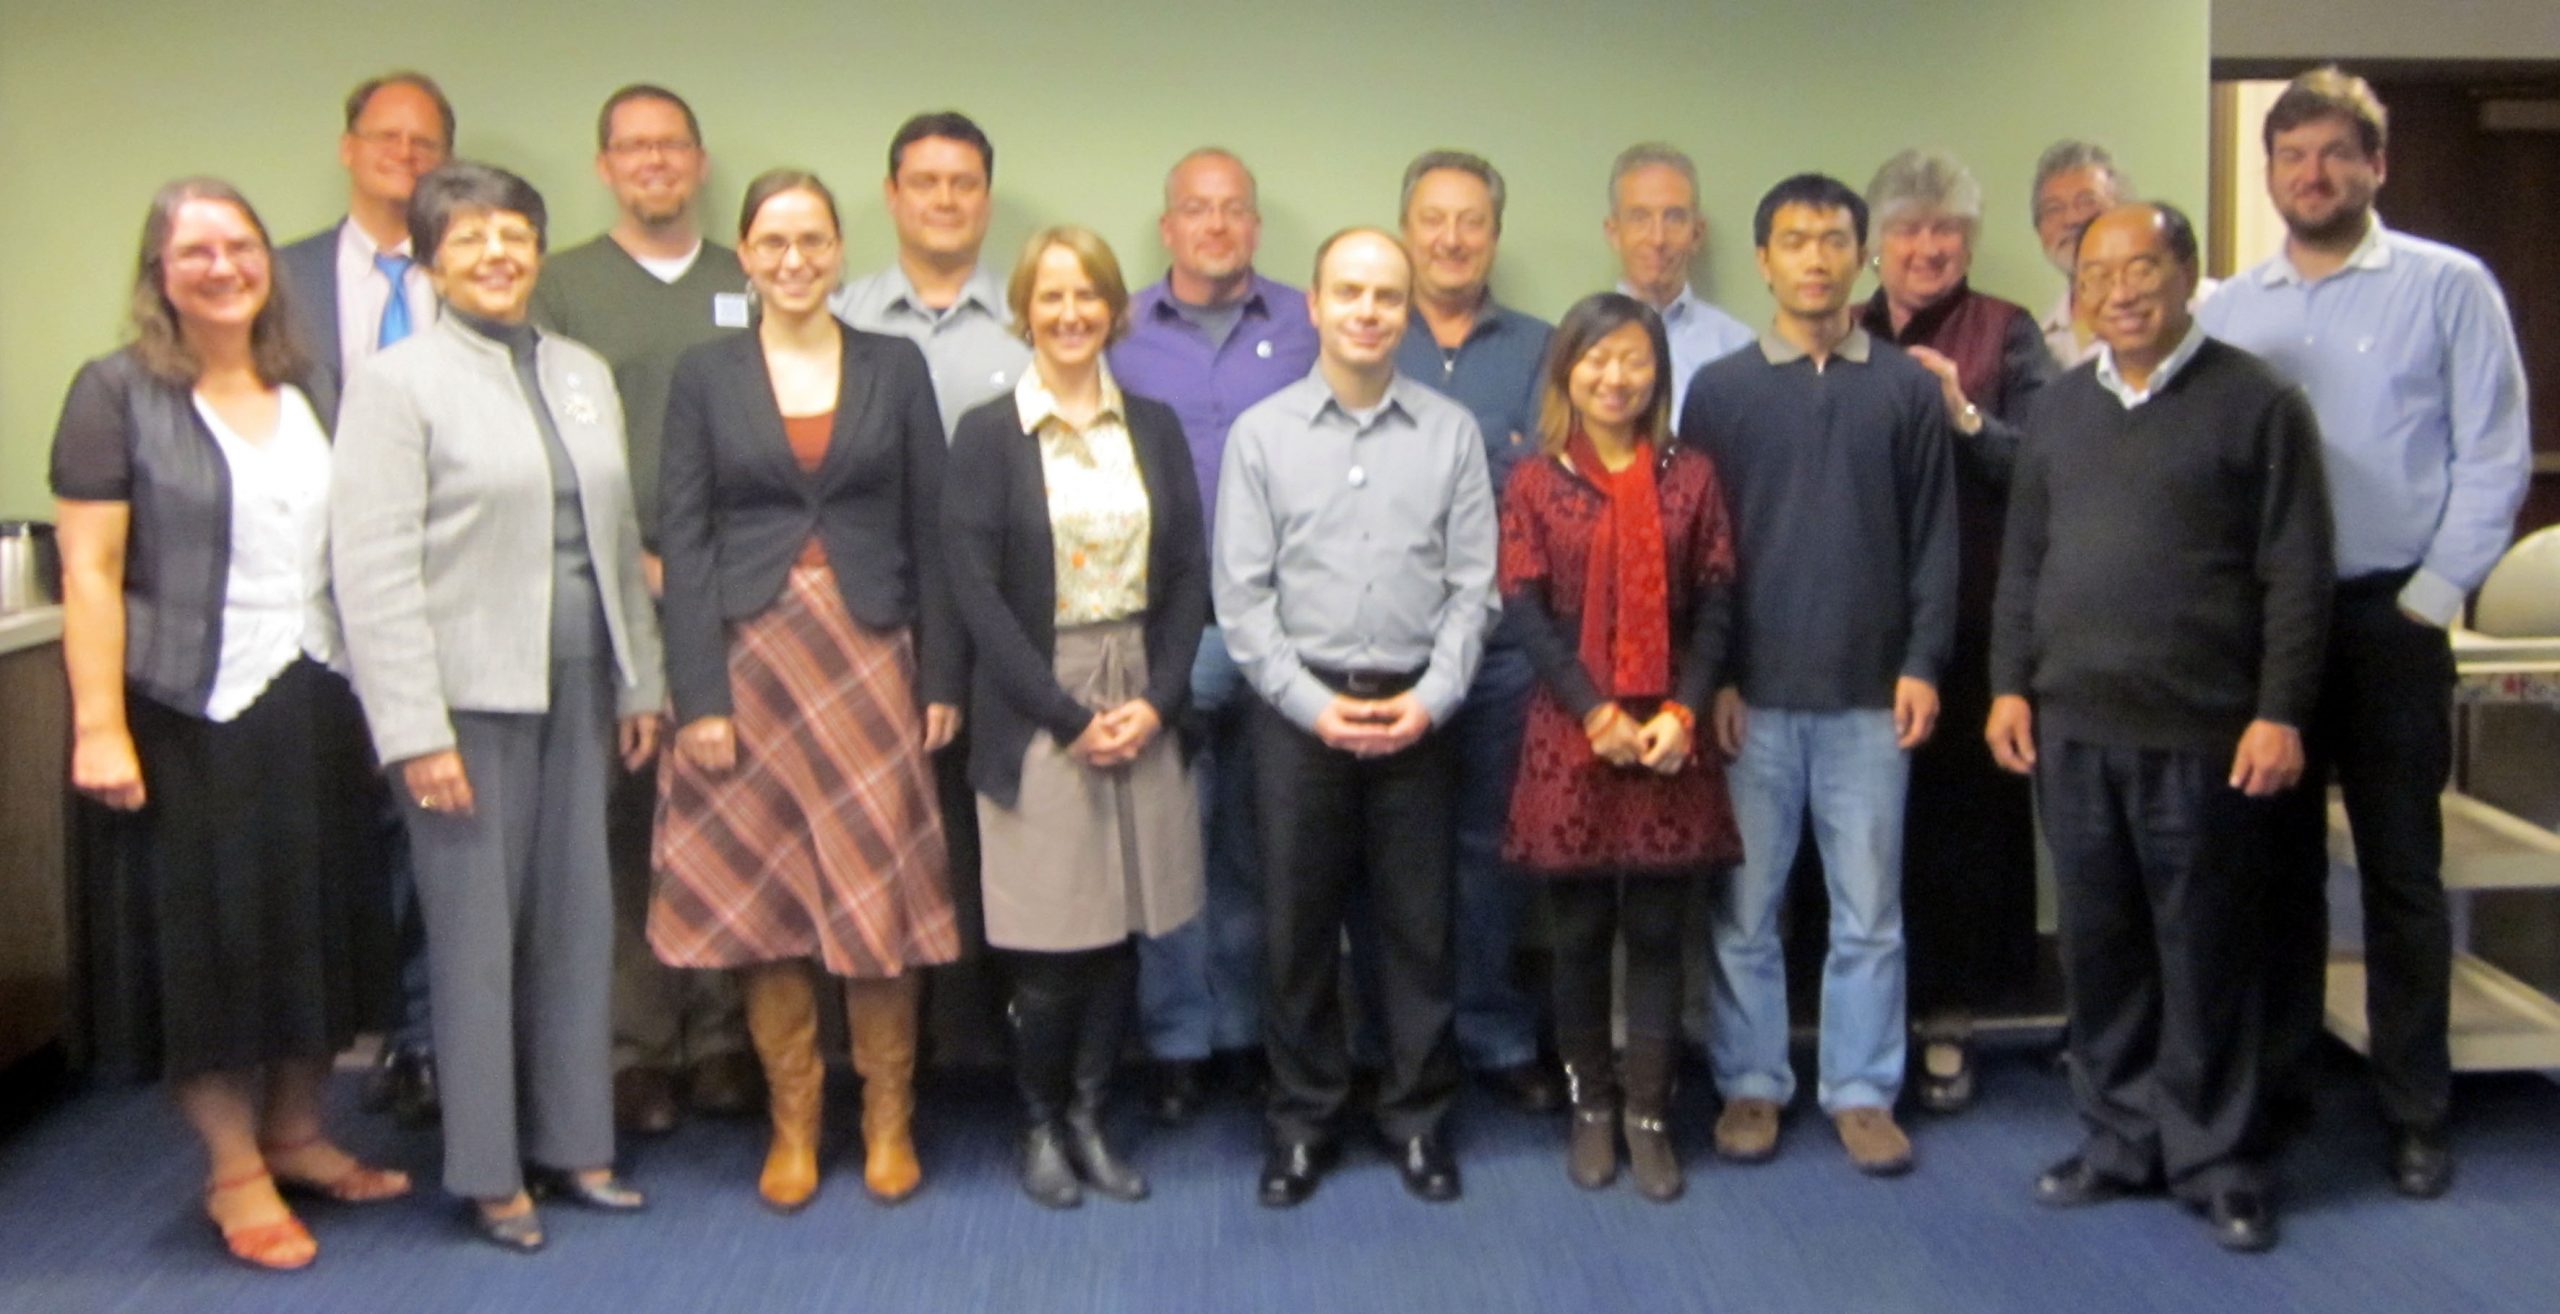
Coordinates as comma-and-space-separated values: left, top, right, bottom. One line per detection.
2199, 67, 2530, 1201
1605, 143, 1756, 418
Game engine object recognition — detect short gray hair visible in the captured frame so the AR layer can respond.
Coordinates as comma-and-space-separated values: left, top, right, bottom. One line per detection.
1400, 149, 1506, 233
2030, 140, 2132, 223
1162, 146, 1258, 213
1606, 142, 1699, 214
1865, 148, 1980, 232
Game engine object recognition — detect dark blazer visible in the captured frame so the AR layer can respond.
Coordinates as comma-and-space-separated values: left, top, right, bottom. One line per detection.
275, 223, 345, 416
944, 386, 1209, 808
657, 325, 959, 726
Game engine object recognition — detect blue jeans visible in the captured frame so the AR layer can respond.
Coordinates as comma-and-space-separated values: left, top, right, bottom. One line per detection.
1136, 627, 1265, 1059
1448, 643, 1539, 1070
1709, 706, 1908, 1113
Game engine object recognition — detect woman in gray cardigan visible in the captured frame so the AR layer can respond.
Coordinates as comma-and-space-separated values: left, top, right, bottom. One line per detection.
331, 162, 664, 1253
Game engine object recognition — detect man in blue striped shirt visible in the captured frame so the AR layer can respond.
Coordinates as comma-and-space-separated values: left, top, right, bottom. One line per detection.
2198, 66, 2531, 1201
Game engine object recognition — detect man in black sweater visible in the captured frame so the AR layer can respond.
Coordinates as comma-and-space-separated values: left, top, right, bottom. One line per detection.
1987, 203, 2332, 1254
1682, 174, 1956, 1177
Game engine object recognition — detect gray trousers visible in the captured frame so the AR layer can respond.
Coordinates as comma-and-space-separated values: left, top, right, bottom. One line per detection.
607, 759, 745, 1071
405, 658, 617, 1199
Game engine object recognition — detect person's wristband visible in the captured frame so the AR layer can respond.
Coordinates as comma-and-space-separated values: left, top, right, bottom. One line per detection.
1661, 701, 1696, 735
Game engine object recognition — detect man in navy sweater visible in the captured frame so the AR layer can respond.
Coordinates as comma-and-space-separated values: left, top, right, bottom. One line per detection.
1680, 174, 1956, 1177
1988, 203, 2333, 1253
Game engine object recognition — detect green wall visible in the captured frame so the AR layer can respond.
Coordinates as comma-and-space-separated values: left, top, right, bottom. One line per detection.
0, 0, 2207, 518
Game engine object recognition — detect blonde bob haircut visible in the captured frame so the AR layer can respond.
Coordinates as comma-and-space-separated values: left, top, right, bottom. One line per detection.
1006, 225, 1132, 346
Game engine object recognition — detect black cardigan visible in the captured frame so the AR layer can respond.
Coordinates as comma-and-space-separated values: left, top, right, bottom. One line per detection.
943, 387, 1209, 807
657, 326, 961, 725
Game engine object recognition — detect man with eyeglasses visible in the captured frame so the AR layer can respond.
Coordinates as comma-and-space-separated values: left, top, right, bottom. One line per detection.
275, 69, 456, 1128
277, 71, 455, 410
528, 83, 754, 1138
1990, 201, 2332, 1252
1106, 148, 1318, 1125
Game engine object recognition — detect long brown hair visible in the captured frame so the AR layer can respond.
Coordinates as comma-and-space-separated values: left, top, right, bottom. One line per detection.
1534, 292, 1674, 457
127, 177, 306, 386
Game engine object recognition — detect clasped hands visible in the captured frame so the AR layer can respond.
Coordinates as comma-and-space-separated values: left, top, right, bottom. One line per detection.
1583, 702, 1692, 774
1065, 699, 1164, 769
1314, 691, 1431, 758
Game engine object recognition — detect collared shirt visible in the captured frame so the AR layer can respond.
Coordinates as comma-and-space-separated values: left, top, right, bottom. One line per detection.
2041, 286, 2097, 368
1109, 272, 1319, 536
1016, 365, 1151, 626
831, 262, 1031, 439
2094, 320, 2208, 409
332, 221, 436, 378
1211, 369, 1500, 732
1622, 282, 1757, 419
1393, 291, 1552, 498
2199, 215, 2531, 624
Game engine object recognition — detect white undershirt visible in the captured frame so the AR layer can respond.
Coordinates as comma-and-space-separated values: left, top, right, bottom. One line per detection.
193, 386, 336, 721
633, 241, 703, 285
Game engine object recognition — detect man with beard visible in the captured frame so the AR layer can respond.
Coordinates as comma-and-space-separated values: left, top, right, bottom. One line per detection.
2199, 65, 2531, 1201
530, 83, 754, 1135
2028, 141, 2133, 368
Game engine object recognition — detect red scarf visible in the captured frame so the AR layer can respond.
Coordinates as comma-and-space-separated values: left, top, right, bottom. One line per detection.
1564, 429, 1671, 700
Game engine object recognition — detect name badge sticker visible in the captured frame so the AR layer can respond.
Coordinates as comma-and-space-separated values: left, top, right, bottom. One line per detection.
1255, 339, 1273, 359
714, 293, 751, 328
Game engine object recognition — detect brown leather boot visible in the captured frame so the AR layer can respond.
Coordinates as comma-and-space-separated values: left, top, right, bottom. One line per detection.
742, 963, 823, 1211
1558, 1031, 1618, 1190
845, 973, 923, 1203
1622, 1040, 1684, 1202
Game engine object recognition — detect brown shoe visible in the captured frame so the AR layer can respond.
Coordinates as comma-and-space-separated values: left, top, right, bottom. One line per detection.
686, 1051, 763, 1118
846, 973, 924, 1203
743, 964, 824, 1211
614, 1067, 680, 1137
1834, 1106, 1914, 1176
1713, 1097, 1782, 1163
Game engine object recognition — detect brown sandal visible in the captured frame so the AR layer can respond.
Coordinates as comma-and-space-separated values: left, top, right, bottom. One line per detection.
205, 1169, 316, 1272
262, 1135, 413, 1204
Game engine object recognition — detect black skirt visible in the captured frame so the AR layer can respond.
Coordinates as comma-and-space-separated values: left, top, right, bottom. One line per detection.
80, 657, 398, 1081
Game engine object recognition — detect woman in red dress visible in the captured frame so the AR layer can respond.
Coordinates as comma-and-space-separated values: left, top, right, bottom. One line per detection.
1499, 292, 1740, 1202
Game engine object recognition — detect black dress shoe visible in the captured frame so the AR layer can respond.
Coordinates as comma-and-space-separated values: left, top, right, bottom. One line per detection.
1020, 1122, 1083, 1210
1149, 1060, 1206, 1127
2202, 1189, 2277, 1253
2390, 1124, 2454, 1199
368, 1047, 441, 1128
1483, 1061, 1565, 1115
2033, 1155, 2132, 1208
614, 1067, 681, 1136
525, 1167, 647, 1212
1391, 1134, 1462, 1203
1256, 1140, 1336, 1209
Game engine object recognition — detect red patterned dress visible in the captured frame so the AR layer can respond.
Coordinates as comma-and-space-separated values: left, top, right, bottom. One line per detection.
1498, 444, 1743, 878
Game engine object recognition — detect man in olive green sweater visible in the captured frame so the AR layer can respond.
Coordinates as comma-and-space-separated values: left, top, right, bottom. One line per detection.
529, 83, 753, 1135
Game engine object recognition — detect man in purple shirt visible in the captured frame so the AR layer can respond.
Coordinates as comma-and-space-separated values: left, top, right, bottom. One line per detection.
1108, 148, 1318, 1124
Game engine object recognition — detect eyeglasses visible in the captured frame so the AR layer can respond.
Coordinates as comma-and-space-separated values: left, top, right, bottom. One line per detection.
746, 233, 839, 261
165, 239, 267, 274
351, 128, 448, 157
606, 137, 700, 159
2074, 255, 2173, 298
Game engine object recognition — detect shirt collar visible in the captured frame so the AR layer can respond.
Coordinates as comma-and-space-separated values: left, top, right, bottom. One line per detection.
1757, 324, 1872, 366
1617, 281, 1700, 323
1014, 362, 1126, 432
2261, 214, 2393, 286
1292, 366, 1417, 429
1143, 272, 1273, 321
2040, 286, 2073, 334
2092, 319, 2207, 408
885, 261, 1008, 319
1410, 287, 1513, 346
338, 219, 412, 261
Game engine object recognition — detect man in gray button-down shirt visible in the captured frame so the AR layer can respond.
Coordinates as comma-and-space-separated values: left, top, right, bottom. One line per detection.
1213, 227, 1498, 1207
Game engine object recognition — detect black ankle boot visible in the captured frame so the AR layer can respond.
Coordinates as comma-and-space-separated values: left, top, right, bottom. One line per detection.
1559, 1032, 1618, 1190
1622, 1040, 1684, 1202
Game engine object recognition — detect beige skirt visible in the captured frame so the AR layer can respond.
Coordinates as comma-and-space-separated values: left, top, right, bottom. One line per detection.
979, 620, 1204, 952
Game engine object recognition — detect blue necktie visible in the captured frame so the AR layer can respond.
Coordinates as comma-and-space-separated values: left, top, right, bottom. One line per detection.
375, 252, 414, 349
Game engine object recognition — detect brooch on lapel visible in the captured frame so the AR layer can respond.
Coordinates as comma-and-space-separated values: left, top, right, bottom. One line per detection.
562, 376, 600, 426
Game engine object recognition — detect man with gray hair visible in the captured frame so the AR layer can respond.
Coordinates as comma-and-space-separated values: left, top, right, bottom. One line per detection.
2029, 140, 2135, 365
1394, 149, 1560, 1114
1604, 143, 1755, 417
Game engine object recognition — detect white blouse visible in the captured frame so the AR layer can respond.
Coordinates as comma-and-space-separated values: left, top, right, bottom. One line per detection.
194, 386, 337, 722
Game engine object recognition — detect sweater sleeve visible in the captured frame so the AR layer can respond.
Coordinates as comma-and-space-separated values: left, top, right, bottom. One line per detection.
2252, 387, 2336, 727
1673, 455, 1739, 714
1989, 395, 2054, 699
1498, 464, 1606, 719
1964, 312, 2060, 488
942, 407, 1094, 743
1899, 378, 1960, 687
655, 347, 730, 724
897, 343, 966, 710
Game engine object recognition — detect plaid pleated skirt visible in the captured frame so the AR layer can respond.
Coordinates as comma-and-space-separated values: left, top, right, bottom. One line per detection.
649, 564, 960, 978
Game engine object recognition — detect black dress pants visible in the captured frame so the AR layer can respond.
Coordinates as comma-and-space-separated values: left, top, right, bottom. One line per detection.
2040, 737, 2272, 1200
2265, 572, 2455, 1129
1252, 702, 1459, 1146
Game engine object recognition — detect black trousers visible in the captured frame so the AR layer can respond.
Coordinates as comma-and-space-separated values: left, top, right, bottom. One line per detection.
2039, 737, 2272, 1200
1543, 877, 1687, 1045
2265, 573, 2455, 1129
1252, 702, 1459, 1145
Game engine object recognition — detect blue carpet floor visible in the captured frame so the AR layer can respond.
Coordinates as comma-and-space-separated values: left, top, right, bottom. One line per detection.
1, 1049, 2555, 1314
